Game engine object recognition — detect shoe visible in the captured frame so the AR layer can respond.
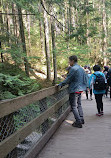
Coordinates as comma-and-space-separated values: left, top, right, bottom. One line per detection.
90, 97, 93, 100
100, 111, 104, 115
72, 122, 82, 128
96, 113, 101, 116
81, 119, 85, 124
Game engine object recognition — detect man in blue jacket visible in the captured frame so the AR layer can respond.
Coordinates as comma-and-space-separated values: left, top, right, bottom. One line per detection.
58, 55, 87, 128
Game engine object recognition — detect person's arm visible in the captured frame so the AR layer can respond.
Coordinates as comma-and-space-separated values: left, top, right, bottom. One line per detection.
59, 68, 75, 87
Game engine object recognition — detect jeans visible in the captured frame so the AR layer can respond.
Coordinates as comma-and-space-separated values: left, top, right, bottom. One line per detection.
95, 94, 103, 113
69, 93, 84, 123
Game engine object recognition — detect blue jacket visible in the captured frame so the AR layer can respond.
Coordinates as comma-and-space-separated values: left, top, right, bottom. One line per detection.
89, 71, 106, 94
59, 64, 87, 93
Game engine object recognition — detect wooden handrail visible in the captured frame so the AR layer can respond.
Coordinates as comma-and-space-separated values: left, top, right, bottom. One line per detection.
0, 95, 69, 158
0, 85, 68, 118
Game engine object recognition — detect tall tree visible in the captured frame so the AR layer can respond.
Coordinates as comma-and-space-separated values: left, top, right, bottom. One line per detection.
85, 0, 90, 46
6, 4, 10, 46
42, 0, 51, 80
51, 17, 57, 84
26, 13, 31, 54
12, 3, 16, 37
38, 4, 45, 58
17, 6, 29, 76
0, 0, 4, 31
102, 0, 107, 66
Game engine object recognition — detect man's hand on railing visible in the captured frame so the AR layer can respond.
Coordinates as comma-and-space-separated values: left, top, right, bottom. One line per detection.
55, 84, 62, 90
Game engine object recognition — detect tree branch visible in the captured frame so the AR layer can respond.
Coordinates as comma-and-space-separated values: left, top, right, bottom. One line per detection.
0, 12, 35, 16
40, 0, 68, 30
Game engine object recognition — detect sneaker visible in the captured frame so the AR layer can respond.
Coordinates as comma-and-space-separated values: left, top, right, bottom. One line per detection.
100, 111, 104, 115
81, 119, 85, 124
96, 113, 101, 116
72, 122, 82, 128
90, 97, 93, 100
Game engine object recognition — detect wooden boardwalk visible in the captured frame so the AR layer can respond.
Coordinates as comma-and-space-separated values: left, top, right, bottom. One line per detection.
37, 94, 111, 158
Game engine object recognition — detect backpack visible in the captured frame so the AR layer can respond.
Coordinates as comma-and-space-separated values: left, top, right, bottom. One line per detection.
93, 73, 106, 90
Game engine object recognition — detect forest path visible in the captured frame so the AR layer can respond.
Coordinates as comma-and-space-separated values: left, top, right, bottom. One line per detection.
37, 94, 111, 158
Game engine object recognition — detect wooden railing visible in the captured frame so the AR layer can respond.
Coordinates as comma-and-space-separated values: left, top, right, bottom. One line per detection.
0, 85, 70, 158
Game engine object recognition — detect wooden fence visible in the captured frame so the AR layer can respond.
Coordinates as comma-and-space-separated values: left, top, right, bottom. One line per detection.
0, 85, 70, 158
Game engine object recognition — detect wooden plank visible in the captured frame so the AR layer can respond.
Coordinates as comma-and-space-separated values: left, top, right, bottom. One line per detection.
0, 85, 68, 118
24, 106, 71, 158
0, 95, 69, 158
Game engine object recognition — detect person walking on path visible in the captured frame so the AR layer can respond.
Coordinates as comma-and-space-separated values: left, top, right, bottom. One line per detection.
88, 66, 93, 100
103, 66, 109, 97
89, 65, 106, 116
57, 55, 87, 128
106, 68, 111, 99
85, 68, 93, 100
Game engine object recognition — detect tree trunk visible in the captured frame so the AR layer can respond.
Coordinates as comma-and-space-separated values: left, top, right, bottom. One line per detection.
62, 12, 65, 32
0, 0, 4, 32
75, 1, 79, 27
102, 0, 107, 66
43, 0, 51, 80
64, 1, 68, 32
0, 41, 3, 63
51, 19, 57, 84
12, 3, 16, 37
0, 1, 3, 63
6, 5, 10, 46
15, 5, 20, 43
71, 3, 76, 28
69, 0, 75, 33
38, 4, 45, 58
68, 0, 71, 35
17, 6, 29, 76
84, 0, 89, 45
27, 13, 31, 55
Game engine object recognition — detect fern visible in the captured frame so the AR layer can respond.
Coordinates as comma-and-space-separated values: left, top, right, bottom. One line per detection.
0, 73, 41, 100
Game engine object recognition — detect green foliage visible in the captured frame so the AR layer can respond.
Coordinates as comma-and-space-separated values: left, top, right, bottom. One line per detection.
0, 63, 41, 100
1, 0, 111, 98
0, 73, 40, 100
56, 35, 90, 70
14, 103, 40, 130
0, 91, 16, 100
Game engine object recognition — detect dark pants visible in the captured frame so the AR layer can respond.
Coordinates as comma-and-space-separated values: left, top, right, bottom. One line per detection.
90, 89, 92, 96
69, 93, 84, 123
86, 88, 88, 99
95, 94, 103, 113
110, 87, 111, 98
86, 88, 92, 99
105, 86, 109, 97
